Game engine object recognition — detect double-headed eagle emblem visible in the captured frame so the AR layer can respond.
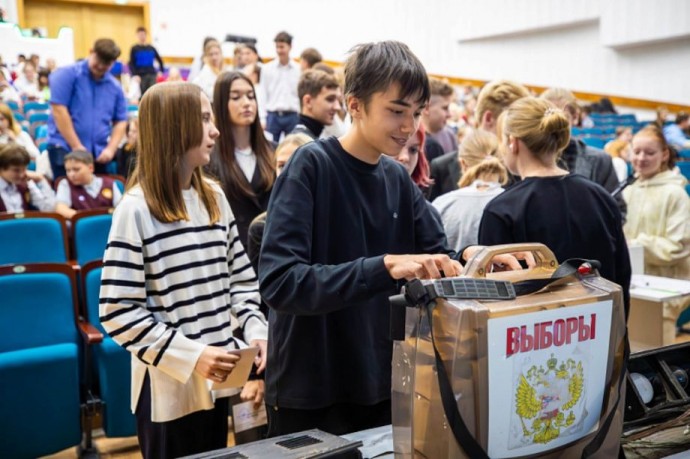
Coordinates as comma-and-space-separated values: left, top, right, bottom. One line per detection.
515, 355, 584, 444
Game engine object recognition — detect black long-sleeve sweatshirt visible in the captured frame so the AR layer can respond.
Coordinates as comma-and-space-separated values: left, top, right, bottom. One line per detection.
259, 136, 451, 409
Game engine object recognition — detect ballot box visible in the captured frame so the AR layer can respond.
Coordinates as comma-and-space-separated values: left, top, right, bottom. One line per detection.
628, 274, 690, 352
391, 244, 627, 459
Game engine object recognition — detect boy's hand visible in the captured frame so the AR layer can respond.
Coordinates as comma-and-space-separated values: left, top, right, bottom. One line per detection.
250, 339, 267, 374
240, 380, 265, 408
384, 254, 461, 280
462, 246, 537, 271
194, 346, 240, 383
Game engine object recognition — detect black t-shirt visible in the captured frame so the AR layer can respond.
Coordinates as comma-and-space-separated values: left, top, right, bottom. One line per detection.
478, 174, 631, 311
259, 137, 450, 409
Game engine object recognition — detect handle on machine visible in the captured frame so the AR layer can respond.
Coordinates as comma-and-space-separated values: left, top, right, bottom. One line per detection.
462, 243, 559, 279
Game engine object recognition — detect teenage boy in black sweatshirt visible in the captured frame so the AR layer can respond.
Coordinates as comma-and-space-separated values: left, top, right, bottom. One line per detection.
259, 41, 462, 437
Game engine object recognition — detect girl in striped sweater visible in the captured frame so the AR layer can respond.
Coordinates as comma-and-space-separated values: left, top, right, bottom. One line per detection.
99, 82, 268, 458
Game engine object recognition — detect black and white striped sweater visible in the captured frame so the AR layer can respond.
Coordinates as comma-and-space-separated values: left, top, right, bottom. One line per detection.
99, 182, 267, 422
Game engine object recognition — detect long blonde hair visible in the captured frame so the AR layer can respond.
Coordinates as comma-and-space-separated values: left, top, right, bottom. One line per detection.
502, 97, 571, 163
128, 82, 220, 224
0, 103, 22, 136
458, 130, 507, 187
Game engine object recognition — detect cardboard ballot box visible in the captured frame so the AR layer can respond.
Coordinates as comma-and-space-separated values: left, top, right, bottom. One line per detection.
628, 274, 690, 352
391, 244, 627, 459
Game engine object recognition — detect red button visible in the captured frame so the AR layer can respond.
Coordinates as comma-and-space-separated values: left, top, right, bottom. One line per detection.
578, 264, 592, 275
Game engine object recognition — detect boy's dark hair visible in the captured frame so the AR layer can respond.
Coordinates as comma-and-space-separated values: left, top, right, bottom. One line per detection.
136, 26, 147, 34
300, 48, 322, 68
676, 112, 689, 125
0, 144, 30, 169
298, 70, 340, 107
93, 38, 121, 62
344, 41, 429, 107
274, 31, 293, 45
64, 150, 94, 166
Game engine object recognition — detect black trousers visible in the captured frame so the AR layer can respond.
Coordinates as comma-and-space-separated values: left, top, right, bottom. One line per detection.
139, 73, 158, 95
135, 372, 229, 459
266, 399, 391, 437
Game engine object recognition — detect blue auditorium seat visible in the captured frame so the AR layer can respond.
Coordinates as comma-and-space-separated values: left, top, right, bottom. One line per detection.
81, 261, 136, 437
0, 212, 69, 264
72, 209, 114, 266
0, 264, 89, 458
23, 101, 49, 118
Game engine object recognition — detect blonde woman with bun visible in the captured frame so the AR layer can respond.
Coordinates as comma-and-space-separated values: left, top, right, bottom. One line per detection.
478, 97, 631, 311
432, 130, 507, 250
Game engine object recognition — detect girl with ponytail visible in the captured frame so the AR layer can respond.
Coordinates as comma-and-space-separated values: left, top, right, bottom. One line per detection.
477, 97, 631, 313
432, 129, 507, 250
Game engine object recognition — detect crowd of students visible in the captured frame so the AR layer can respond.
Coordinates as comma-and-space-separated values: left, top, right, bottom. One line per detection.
1, 27, 689, 458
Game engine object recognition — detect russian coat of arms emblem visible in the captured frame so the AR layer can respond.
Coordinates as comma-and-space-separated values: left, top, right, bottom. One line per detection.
514, 354, 584, 444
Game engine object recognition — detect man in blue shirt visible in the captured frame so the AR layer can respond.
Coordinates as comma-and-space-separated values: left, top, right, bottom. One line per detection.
663, 112, 690, 150
47, 38, 128, 179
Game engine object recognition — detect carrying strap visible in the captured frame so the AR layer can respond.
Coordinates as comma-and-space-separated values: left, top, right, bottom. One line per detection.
512, 258, 599, 297
426, 301, 489, 459
424, 258, 627, 458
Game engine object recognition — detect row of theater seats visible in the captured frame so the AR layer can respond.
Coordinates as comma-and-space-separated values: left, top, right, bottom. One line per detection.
0, 210, 135, 457
0, 262, 135, 458
0, 209, 112, 266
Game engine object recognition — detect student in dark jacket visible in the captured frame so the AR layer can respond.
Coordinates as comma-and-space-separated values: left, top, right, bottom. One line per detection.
207, 71, 276, 247
259, 41, 462, 438
428, 149, 460, 200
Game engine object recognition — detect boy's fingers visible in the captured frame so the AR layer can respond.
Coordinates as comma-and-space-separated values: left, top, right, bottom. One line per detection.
493, 254, 522, 271
421, 258, 441, 279
437, 256, 459, 277
521, 252, 537, 268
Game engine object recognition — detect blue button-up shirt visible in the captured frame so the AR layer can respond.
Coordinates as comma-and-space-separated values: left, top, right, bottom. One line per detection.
48, 60, 127, 156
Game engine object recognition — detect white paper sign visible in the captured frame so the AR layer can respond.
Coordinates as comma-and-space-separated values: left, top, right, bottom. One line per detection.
487, 301, 613, 458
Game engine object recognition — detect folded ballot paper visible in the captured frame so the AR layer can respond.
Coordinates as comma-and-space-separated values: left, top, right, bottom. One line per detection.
211, 346, 259, 390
